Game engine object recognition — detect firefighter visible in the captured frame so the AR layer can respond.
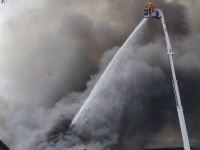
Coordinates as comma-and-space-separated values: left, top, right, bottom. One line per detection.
149, 2, 154, 12
146, 2, 151, 14
146, 2, 150, 8
146, 2, 154, 14
149, 2, 154, 8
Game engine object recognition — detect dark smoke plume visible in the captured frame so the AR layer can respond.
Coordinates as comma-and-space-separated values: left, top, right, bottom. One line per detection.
0, 0, 199, 150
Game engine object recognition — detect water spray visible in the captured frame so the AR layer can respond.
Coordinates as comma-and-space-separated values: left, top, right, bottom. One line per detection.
144, 3, 191, 150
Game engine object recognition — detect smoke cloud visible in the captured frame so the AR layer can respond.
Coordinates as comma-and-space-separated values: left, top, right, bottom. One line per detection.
0, 0, 199, 150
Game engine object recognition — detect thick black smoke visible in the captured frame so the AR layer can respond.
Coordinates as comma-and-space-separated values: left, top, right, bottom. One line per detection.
0, 0, 199, 150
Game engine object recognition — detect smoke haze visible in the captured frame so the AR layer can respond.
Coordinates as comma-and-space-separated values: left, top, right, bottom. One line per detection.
0, 0, 199, 150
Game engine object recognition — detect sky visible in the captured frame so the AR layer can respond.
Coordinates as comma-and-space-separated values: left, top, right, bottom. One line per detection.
0, 0, 199, 150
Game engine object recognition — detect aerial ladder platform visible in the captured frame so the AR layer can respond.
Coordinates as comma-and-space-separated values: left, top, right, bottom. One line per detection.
143, 3, 191, 150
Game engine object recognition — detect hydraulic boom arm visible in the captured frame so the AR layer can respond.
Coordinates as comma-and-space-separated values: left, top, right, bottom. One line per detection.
157, 10, 191, 150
